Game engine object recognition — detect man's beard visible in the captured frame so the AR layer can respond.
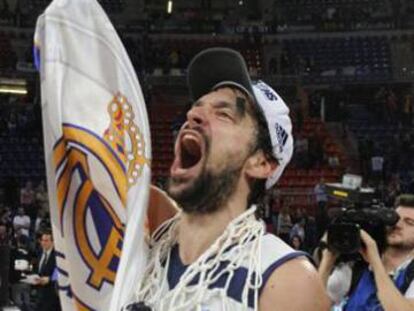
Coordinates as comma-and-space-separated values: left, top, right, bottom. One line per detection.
167, 161, 243, 215
387, 230, 414, 250
387, 238, 414, 251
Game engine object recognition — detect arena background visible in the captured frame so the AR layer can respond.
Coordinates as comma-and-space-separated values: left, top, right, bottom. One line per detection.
0, 0, 413, 310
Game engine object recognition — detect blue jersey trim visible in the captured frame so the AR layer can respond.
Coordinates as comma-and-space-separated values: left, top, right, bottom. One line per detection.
259, 251, 310, 295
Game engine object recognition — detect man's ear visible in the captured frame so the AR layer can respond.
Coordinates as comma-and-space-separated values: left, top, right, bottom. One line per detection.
245, 150, 278, 179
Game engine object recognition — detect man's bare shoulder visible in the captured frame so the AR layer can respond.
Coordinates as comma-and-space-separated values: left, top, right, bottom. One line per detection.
260, 257, 330, 311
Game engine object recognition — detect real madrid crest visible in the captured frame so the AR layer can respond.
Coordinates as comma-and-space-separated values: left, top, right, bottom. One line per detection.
52, 93, 149, 290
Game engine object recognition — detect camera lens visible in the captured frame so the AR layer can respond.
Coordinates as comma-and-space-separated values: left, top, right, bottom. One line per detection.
328, 223, 361, 254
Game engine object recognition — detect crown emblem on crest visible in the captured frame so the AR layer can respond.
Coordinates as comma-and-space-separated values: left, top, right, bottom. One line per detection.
103, 93, 149, 187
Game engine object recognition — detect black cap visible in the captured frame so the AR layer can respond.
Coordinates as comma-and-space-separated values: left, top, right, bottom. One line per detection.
187, 47, 255, 102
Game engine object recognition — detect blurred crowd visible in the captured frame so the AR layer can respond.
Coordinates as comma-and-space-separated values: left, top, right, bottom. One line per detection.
0, 178, 59, 311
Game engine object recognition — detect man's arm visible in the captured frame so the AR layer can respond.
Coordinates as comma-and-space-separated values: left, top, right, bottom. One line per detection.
36, 252, 56, 286
318, 247, 337, 289
317, 233, 338, 291
360, 230, 414, 311
259, 257, 330, 311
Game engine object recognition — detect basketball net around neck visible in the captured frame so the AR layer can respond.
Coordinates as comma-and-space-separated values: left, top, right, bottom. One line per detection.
134, 206, 265, 311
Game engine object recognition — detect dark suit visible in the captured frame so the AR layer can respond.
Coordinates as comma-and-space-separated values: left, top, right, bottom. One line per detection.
35, 249, 61, 311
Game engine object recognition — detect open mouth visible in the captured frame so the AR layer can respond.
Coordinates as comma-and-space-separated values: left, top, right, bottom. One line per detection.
181, 134, 202, 169
170, 129, 206, 178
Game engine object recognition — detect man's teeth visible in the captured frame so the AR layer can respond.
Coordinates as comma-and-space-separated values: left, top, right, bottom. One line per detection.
182, 134, 201, 152
182, 133, 198, 141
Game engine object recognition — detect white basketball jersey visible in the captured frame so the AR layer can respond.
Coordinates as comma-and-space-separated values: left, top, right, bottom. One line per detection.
157, 233, 308, 311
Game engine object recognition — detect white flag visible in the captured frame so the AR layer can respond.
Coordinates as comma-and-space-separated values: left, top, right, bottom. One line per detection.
34, 0, 151, 310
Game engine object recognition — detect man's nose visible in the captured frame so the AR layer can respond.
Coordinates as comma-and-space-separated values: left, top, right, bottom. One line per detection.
394, 219, 403, 230
186, 105, 207, 127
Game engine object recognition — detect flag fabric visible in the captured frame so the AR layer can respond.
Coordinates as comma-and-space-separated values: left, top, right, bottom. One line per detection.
34, 0, 151, 310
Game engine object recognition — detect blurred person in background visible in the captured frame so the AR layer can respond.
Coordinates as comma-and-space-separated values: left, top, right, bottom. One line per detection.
276, 205, 292, 243
290, 234, 304, 251
35, 181, 49, 213
10, 235, 33, 311
319, 194, 414, 311
34, 230, 60, 311
20, 181, 37, 230
20, 181, 35, 211
12, 207, 31, 237
34, 210, 50, 234
290, 218, 306, 243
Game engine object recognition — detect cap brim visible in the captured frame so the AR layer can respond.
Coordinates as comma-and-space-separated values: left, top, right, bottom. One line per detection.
187, 48, 255, 101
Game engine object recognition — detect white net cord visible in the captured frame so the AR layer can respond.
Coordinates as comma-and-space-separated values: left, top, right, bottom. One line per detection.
135, 206, 265, 311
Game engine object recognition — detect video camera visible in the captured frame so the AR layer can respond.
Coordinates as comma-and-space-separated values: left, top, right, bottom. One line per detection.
325, 174, 400, 257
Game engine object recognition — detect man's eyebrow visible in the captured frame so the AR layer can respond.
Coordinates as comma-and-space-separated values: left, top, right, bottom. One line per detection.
192, 99, 203, 107
214, 100, 234, 110
191, 98, 247, 119
191, 99, 234, 110
214, 100, 245, 119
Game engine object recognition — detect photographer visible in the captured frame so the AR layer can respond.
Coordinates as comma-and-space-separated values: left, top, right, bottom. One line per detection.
10, 235, 32, 311
319, 194, 414, 311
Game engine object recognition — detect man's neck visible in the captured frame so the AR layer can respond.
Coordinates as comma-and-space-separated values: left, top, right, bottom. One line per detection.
383, 247, 413, 272
177, 202, 248, 265
43, 247, 53, 254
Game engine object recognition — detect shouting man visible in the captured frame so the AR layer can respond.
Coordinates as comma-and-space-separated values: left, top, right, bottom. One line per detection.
131, 48, 329, 311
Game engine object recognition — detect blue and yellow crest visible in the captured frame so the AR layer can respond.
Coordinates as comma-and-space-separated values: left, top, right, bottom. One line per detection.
53, 93, 149, 291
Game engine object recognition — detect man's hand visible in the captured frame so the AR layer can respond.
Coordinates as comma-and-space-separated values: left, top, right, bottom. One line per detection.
317, 232, 339, 307
359, 229, 382, 268
33, 276, 49, 286
38, 276, 50, 286
321, 240, 338, 265
358, 230, 414, 311
318, 235, 338, 293
318, 233, 338, 271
